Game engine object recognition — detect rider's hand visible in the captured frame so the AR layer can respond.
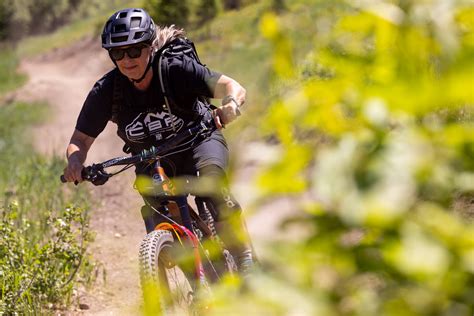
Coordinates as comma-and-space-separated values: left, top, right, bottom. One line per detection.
63, 159, 83, 183
213, 102, 240, 129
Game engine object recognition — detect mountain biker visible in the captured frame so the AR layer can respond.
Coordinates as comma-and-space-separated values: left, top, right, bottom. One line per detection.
63, 8, 253, 274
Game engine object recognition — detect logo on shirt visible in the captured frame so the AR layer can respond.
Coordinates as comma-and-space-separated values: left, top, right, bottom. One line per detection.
125, 111, 184, 142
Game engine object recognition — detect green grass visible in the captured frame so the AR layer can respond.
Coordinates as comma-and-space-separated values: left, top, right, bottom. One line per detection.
17, 17, 104, 58
0, 100, 89, 234
0, 46, 27, 95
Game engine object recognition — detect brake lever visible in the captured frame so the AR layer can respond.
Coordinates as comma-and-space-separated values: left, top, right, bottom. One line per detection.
84, 165, 110, 186
91, 170, 110, 186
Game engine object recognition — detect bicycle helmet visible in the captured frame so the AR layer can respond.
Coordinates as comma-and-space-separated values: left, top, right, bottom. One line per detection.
101, 8, 156, 49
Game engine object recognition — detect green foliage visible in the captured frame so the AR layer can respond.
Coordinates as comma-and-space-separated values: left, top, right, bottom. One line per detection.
0, 45, 26, 94
144, 0, 190, 27
196, 1, 474, 315
0, 205, 93, 313
1, 0, 83, 40
0, 0, 13, 40
196, 0, 219, 27
222, 0, 241, 10
0, 102, 94, 313
271, 0, 285, 13
16, 0, 142, 58
219, 0, 257, 10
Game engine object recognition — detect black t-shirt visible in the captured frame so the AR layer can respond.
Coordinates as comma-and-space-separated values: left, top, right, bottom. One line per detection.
76, 55, 220, 152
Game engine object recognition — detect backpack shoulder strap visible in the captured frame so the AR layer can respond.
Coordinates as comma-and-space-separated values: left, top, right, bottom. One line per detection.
157, 43, 176, 131
110, 69, 123, 124
157, 38, 208, 130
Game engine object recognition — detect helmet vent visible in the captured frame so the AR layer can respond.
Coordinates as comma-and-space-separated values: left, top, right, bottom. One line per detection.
119, 11, 128, 18
111, 36, 128, 43
134, 31, 144, 39
130, 17, 141, 28
114, 24, 126, 32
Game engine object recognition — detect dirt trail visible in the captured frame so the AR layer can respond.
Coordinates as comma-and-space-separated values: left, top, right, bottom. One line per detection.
11, 37, 292, 315
14, 37, 144, 314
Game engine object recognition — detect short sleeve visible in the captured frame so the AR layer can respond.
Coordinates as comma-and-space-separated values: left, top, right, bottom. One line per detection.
75, 71, 114, 138
168, 55, 221, 98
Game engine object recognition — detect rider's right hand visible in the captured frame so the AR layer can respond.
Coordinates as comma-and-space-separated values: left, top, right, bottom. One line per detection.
63, 159, 83, 183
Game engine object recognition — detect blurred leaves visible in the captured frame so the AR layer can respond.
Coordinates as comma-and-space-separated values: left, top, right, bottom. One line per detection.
209, 0, 474, 315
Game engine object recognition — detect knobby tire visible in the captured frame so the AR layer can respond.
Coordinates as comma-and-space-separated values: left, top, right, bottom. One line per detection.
139, 230, 195, 315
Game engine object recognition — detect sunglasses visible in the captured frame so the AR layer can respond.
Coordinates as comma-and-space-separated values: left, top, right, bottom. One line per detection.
109, 44, 148, 61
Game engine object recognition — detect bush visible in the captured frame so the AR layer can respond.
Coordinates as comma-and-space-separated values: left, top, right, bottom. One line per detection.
0, 204, 93, 313
0, 102, 94, 313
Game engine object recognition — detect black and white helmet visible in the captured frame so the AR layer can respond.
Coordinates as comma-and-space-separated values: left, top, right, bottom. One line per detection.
101, 8, 156, 49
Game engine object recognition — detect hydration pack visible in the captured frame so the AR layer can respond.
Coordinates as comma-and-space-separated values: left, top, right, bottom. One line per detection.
110, 37, 210, 127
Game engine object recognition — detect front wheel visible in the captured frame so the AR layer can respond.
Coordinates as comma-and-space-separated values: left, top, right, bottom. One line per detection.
139, 229, 195, 315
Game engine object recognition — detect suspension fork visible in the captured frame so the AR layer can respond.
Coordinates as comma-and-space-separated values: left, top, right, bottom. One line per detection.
150, 162, 215, 288
152, 160, 205, 286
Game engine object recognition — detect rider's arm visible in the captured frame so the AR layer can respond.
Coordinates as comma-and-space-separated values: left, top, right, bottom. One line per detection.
211, 75, 247, 128
213, 74, 246, 106
168, 56, 246, 128
64, 129, 95, 182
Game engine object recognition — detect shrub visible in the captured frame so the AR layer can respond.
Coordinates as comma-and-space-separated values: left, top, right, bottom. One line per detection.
0, 102, 94, 313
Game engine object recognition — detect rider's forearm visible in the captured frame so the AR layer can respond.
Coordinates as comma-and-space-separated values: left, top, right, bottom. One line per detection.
213, 75, 246, 107
66, 142, 87, 165
66, 129, 95, 165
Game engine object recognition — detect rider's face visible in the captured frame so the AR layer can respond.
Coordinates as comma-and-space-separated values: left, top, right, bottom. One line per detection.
113, 44, 151, 81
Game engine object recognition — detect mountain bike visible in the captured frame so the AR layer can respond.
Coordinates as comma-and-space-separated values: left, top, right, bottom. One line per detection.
61, 119, 238, 314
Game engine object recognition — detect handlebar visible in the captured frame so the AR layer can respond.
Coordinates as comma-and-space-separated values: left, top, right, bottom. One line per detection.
60, 119, 217, 185
60, 165, 109, 185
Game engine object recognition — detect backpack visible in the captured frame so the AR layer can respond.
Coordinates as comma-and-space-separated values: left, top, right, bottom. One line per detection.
110, 37, 210, 128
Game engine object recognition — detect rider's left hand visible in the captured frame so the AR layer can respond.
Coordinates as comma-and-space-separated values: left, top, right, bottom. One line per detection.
213, 102, 240, 129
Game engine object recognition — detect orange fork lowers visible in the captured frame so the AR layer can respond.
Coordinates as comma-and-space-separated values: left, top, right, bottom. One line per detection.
154, 223, 207, 287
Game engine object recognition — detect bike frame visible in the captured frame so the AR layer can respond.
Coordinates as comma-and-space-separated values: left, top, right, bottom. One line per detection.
61, 119, 225, 289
